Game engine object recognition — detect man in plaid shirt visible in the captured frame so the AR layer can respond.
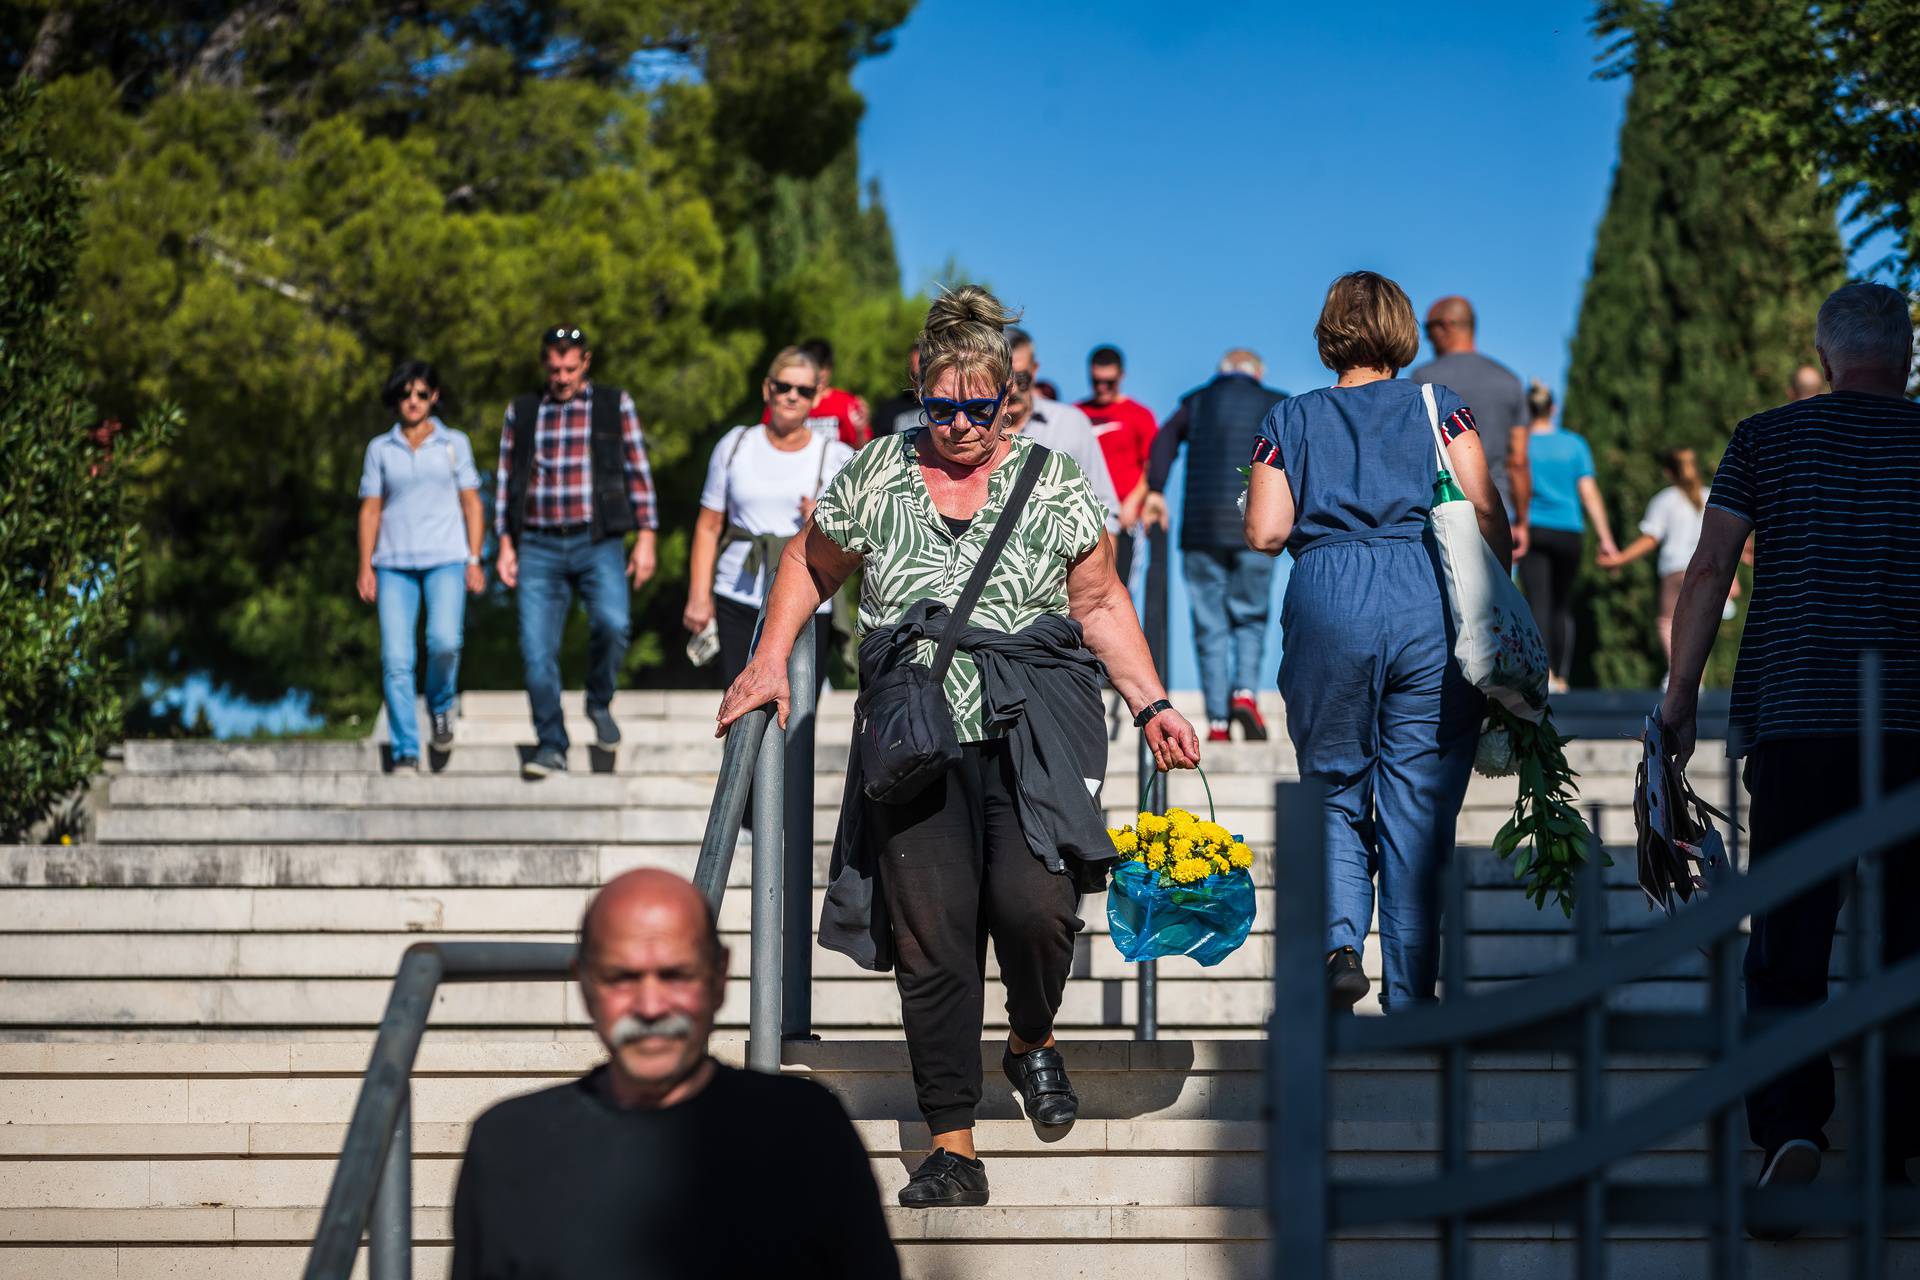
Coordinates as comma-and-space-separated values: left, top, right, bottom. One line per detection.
495, 326, 657, 778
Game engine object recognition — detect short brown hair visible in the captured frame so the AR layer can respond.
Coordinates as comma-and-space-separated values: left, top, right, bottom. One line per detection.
1314, 271, 1420, 374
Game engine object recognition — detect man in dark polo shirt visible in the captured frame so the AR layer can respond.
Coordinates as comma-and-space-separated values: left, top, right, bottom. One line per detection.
494, 326, 658, 778
1410, 296, 1532, 556
1662, 282, 1920, 1231
451, 869, 899, 1278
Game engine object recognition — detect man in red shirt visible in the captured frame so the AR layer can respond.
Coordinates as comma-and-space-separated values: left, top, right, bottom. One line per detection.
1077, 344, 1157, 587
760, 337, 871, 448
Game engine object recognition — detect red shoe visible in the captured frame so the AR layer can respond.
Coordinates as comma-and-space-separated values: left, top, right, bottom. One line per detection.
1207, 725, 1231, 744
1229, 692, 1268, 742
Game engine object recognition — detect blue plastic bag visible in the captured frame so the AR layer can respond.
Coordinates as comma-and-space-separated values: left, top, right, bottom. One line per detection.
1105, 860, 1257, 966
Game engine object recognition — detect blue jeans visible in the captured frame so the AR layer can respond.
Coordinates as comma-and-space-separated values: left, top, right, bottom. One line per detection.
515, 531, 630, 752
1183, 547, 1274, 724
376, 563, 468, 760
1279, 536, 1482, 1010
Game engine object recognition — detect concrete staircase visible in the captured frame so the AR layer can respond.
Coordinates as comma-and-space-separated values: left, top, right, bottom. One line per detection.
4, 690, 1912, 1277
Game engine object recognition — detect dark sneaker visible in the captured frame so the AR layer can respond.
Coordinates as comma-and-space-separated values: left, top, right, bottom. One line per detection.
430, 711, 455, 749
1002, 1044, 1078, 1127
1751, 1138, 1821, 1240
898, 1148, 989, 1208
1327, 947, 1369, 1009
1229, 690, 1268, 741
587, 704, 621, 747
521, 747, 568, 780
390, 755, 420, 773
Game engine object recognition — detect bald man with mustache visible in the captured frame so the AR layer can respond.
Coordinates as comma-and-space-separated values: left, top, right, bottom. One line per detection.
1410, 296, 1533, 557
451, 869, 899, 1279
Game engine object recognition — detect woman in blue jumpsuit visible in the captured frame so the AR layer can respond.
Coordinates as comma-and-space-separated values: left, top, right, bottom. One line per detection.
1244, 272, 1512, 1011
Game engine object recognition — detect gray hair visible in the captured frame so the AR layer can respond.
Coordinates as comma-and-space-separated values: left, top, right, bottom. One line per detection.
1815, 283, 1913, 376
1218, 348, 1263, 376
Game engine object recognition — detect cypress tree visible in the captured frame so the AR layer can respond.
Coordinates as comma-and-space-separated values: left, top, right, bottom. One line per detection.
1562, 57, 1843, 689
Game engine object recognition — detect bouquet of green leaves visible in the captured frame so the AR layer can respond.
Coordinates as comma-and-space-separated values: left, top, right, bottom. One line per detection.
1477, 702, 1601, 917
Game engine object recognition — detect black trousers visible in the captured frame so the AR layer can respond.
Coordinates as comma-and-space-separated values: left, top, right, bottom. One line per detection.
714, 596, 832, 688
1743, 735, 1920, 1161
1517, 526, 1581, 678
870, 739, 1082, 1133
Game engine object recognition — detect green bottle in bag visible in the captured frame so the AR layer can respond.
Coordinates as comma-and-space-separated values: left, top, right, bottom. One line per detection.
1432, 467, 1467, 508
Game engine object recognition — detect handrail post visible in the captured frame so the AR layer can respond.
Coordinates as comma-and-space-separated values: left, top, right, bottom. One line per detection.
1575, 805, 1608, 1280
748, 682, 786, 1073
1136, 521, 1171, 1040
1271, 778, 1328, 1280
1441, 834, 1468, 1280
1853, 651, 1886, 1279
782, 619, 817, 1040
368, 1088, 411, 1279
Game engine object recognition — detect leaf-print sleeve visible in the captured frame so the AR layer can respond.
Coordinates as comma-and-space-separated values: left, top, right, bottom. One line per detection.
1048, 453, 1107, 560
810, 450, 870, 553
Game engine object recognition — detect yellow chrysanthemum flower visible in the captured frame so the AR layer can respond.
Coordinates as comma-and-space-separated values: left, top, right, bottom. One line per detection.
1137, 813, 1170, 837
1169, 837, 1194, 860
1145, 842, 1168, 870
1110, 829, 1139, 856
1198, 821, 1234, 848
1171, 856, 1214, 884
1228, 842, 1254, 870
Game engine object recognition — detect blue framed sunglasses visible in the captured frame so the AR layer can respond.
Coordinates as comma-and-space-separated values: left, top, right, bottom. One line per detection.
920, 383, 1010, 427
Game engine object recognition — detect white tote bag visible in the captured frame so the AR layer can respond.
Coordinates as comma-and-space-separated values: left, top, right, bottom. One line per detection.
1421, 383, 1549, 723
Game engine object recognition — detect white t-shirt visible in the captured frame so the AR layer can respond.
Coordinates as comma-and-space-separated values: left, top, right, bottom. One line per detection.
1640, 484, 1710, 577
700, 425, 854, 611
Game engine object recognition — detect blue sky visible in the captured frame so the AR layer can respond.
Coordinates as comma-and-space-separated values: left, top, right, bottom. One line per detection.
854, 0, 1633, 693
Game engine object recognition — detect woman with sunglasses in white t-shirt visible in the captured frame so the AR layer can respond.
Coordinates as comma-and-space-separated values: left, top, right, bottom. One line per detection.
684, 347, 854, 683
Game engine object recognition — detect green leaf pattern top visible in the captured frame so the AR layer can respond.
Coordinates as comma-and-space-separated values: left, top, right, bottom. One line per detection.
813, 431, 1107, 742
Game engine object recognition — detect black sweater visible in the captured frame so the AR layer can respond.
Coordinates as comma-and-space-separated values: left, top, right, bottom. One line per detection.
451, 1063, 899, 1280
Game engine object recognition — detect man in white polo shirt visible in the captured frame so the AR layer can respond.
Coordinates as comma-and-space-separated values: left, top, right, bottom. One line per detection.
1003, 329, 1121, 535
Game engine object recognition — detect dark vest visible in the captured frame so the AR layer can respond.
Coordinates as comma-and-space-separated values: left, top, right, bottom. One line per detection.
1179, 373, 1288, 551
504, 385, 637, 543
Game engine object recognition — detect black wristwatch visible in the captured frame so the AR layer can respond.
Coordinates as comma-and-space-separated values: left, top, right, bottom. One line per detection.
1133, 698, 1174, 729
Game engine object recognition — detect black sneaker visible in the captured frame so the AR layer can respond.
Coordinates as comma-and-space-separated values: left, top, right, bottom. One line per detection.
586, 704, 621, 747
1002, 1044, 1078, 1126
430, 711, 455, 749
898, 1148, 989, 1208
1327, 947, 1369, 1009
521, 746, 568, 779
1751, 1138, 1821, 1240
390, 755, 420, 773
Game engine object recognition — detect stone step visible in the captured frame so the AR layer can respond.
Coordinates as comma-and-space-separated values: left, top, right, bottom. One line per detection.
0, 928, 1739, 985
1, 841, 1666, 892
101, 768, 1670, 810
93, 799, 1644, 845
0, 883, 1676, 938
119, 735, 1706, 780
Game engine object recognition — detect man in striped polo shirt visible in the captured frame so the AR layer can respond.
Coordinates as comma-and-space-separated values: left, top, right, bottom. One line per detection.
1662, 282, 1919, 1227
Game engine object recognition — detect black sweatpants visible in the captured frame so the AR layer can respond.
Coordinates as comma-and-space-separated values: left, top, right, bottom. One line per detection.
1743, 735, 1920, 1161
870, 739, 1082, 1134
714, 595, 832, 688
1517, 526, 1582, 678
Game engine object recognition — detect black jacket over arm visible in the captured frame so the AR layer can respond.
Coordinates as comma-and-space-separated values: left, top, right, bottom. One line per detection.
818, 603, 1117, 972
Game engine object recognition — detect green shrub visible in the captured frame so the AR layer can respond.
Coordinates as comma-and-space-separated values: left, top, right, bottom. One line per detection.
0, 85, 172, 839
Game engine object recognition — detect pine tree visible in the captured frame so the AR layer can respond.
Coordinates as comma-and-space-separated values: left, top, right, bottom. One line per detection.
1563, 58, 1843, 688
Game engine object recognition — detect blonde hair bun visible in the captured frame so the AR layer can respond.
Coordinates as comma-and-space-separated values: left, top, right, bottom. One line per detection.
917, 284, 1021, 393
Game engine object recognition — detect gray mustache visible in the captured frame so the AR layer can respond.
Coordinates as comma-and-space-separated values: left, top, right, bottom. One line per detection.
608, 1012, 695, 1046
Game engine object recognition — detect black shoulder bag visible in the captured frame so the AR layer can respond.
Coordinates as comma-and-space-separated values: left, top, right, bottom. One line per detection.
855, 444, 1050, 804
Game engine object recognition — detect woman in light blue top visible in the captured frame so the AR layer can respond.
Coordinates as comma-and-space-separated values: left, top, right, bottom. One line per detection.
357, 360, 485, 769
1516, 381, 1618, 691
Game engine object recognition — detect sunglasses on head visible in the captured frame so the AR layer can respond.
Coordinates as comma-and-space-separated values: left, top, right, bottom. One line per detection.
920, 383, 1010, 428
546, 326, 585, 342
769, 379, 817, 399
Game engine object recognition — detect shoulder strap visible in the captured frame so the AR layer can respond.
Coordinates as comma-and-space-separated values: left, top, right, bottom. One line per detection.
812, 431, 832, 495
725, 425, 752, 470
929, 444, 1050, 681
1420, 383, 1447, 467
511, 394, 542, 441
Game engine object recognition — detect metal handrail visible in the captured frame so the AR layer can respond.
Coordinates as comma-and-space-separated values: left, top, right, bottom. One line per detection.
1269, 656, 1920, 1280
1134, 520, 1171, 1039
303, 622, 814, 1279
